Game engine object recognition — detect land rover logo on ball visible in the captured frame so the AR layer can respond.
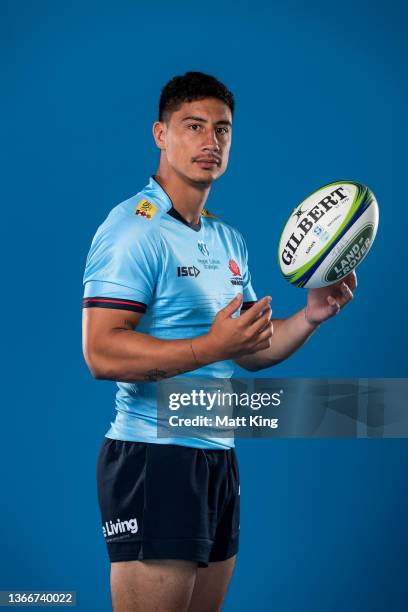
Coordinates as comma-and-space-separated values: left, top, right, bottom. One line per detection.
325, 224, 374, 282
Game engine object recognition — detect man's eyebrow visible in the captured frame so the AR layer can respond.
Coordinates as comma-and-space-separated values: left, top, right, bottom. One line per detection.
181, 115, 232, 127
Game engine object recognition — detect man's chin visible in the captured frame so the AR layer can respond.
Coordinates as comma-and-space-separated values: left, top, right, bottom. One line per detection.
188, 168, 222, 187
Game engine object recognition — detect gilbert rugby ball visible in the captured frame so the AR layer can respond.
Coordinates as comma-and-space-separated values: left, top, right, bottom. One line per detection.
278, 181, 379, 288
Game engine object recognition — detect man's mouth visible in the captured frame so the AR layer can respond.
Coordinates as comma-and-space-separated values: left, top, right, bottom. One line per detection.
193, 156, 221, 168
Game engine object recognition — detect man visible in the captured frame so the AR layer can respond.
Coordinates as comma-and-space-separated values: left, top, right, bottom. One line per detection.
82, 71, 356, 612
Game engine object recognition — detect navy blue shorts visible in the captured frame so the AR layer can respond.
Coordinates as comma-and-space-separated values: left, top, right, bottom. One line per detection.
96, 438, 240, 568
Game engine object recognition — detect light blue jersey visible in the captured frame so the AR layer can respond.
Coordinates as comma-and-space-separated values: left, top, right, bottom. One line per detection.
83, 176, 257, 449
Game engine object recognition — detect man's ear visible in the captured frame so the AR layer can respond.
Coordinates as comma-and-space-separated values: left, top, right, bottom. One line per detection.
152, 121, 167, 150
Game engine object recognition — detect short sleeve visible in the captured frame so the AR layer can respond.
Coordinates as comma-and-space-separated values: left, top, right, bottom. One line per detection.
237, 232, 258, 311
82, 218, 161, 314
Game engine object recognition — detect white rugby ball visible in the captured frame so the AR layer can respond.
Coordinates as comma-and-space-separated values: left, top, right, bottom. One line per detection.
278, 181, 379, 288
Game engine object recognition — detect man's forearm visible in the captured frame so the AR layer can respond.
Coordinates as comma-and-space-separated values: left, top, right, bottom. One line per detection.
235, 307, 319, 371
87, 329, 215, 382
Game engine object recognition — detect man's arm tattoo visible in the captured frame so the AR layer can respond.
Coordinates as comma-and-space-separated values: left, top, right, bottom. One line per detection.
144, 368, 187, 382
144, 369, 168, 381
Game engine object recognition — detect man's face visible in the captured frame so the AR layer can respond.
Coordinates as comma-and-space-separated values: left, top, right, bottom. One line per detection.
155, 97, 232, 185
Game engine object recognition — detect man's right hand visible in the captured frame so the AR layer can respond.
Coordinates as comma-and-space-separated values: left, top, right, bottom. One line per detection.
193, 294, 274, 363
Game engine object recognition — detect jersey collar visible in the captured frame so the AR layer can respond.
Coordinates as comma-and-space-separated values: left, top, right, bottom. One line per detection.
146, 175, 202, 232
167, 206, 202, 232
142, 176, 173, 212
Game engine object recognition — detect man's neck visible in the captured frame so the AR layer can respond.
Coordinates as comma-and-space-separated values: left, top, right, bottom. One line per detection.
154, 169, 211, 225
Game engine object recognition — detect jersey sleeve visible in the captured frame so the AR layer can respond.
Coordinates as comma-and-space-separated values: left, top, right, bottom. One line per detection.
82, 218, 161, 314
237, 232, 258, 311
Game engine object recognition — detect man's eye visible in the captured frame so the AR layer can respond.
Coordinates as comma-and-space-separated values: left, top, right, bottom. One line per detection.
216, 127, 229, 134
189, 124, 201, 131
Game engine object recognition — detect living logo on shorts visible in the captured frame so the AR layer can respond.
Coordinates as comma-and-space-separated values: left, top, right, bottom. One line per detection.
102, 517, 138, 540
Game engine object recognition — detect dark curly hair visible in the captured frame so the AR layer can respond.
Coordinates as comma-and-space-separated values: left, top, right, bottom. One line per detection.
159, 71, 234, 122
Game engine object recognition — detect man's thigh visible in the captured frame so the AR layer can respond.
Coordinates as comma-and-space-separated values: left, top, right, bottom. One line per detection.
110, 559, 198, 612
188, 555, 237, 612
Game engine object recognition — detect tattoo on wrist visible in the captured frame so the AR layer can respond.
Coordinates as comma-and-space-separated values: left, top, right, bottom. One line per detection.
190, 338, 201, 367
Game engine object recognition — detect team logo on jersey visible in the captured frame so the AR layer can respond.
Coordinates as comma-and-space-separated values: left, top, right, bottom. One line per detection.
135, 199, 158, 220
198, 241, 210, 257
229, 259, 241, 276
177, 265, 201, 278
229, 259, 243, 286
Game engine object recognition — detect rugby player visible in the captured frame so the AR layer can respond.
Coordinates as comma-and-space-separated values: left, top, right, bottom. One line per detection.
82, 71, 356, 612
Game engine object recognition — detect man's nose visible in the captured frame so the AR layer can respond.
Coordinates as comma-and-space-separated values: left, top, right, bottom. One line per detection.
202, 130, 221, 152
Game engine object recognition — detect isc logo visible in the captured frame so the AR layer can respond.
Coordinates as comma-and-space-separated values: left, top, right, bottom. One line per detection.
177, 266, 200, 278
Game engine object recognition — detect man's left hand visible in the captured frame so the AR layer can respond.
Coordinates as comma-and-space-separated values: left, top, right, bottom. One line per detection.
305, 271, 357, 326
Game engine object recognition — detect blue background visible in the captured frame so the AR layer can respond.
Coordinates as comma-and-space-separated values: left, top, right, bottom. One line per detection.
1, 0, 407, 610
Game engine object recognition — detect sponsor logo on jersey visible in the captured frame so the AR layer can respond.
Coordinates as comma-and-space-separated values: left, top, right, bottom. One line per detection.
229, 259, 243, 286
177, 265, 201, 278
102, 517, 138, 539
135, 199, 158, 220
198, 241, 210, 257
197, 257, 220, 271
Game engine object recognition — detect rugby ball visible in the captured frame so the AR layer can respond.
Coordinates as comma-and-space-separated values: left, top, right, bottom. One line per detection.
278, 181, 379, 288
